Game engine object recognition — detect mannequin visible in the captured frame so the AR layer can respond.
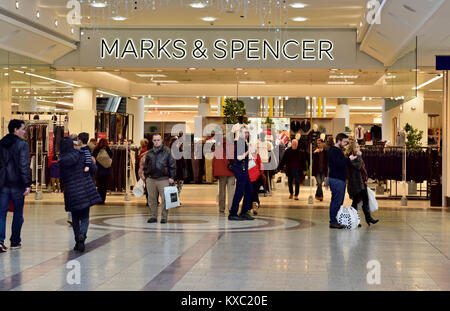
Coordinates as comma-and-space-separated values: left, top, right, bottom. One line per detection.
309, 124, 321, 149
320, 133, 326, 141
232, 116, 247, 141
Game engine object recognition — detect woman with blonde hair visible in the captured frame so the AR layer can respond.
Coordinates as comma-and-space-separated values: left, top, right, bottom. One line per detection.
345, 141, 379, 226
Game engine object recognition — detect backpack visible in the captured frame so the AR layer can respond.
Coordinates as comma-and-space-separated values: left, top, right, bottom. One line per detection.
96, 148, 112, 168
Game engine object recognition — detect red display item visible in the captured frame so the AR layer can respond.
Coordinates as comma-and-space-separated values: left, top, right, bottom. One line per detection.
248, 153, 263, 182
8, 201, 13, 212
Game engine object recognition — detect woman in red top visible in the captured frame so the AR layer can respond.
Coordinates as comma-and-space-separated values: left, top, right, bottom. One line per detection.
248, 144, 264, 215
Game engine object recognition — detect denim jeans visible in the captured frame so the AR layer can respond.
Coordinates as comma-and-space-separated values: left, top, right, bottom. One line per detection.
230, 168, 253, 216
71, 208, 90, 240
328, 178, 346, 224
315, 173, 326, 197
0, 187, 25, 244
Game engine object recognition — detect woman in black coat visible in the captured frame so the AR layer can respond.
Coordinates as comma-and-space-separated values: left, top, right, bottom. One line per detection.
59, 137, 102, 252
92, 138, 113, 204
345, 142, 379, 226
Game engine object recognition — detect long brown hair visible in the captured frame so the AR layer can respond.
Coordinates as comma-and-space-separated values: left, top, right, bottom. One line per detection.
344, 141, 359, 157
95, 138, 109, 151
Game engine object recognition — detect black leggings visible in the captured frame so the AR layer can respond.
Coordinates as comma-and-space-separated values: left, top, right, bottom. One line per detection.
351, 188, 372, 221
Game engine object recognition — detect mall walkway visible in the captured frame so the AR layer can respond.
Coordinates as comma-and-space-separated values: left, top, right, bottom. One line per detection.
0, 184, 448, 291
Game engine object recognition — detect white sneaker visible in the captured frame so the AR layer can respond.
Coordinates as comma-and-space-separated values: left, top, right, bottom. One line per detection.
0, 243, 8, 252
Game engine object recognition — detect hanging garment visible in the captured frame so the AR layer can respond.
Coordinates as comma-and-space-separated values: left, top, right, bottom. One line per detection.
355, 126, 366, 140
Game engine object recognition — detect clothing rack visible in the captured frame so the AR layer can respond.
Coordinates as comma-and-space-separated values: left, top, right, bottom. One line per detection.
361, 145, 440, 201
24, 120, 51, 200
95, 111, 135, 144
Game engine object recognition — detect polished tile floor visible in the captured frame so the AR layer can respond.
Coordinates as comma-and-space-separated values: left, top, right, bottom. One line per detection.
0, 183, 449, 291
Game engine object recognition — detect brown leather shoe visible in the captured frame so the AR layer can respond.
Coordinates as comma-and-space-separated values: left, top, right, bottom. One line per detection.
294, 196, 299, 200
289, 194, 293, 199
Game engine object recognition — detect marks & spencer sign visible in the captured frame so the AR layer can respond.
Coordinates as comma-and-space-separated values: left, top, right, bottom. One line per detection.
79, 28, 357, 68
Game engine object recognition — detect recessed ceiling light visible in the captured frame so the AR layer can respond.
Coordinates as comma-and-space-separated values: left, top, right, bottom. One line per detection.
188, 67, 197, 70
290, 3, 307, 8
239, 81, 266, 84
54, 20, 58, 27
36, 10, 40, 19
244, 72, 248, 75
136, 73, 167, 78
91, 1, 107, 8
201, 17, 216, 22
236, 68, 244, 71
292, 17, 308, 22
15, 1, 19, 9
112, 16, 128, 21
71, 28, 74, 34
190, 2, 207, 9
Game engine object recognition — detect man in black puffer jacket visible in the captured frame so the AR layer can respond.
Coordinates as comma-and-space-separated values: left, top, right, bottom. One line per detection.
144, 134, 176, 224
0, 120, 32, 252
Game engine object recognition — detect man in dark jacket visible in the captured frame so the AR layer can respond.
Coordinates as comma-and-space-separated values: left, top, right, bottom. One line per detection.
312, 139, 328, 201
144, 134, 176, 224
278, 139, 307, 200
0, 120, 32, 252
327, 133, 356, 229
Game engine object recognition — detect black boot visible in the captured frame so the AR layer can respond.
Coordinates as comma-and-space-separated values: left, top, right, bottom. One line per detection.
77, 234, 86, 252
73, 238, 80, 251
365, 217, 379, 226
362, 204, 379, 226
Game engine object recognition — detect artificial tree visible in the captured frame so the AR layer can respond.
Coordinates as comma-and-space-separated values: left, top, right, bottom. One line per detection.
403, 123, 424, 149
222, 98, 246, 125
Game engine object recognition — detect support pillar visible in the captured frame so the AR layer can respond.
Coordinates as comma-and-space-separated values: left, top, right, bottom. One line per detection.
198, 97, 211, 116
443, 71, 449, 206
128, 97, 145, 144
336, 98, 349, 127
0, 77, 11, 137
68, 87, 96, 138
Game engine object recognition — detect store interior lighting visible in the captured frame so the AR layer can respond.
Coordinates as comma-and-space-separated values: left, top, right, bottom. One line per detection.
412, 74, 443, 90
13, 70, 81, 88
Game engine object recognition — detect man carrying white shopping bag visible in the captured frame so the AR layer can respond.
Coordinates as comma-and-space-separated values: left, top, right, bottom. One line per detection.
143, 134, 176, 224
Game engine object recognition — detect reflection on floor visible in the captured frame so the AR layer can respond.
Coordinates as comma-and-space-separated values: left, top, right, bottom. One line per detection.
0, 183, 449, 291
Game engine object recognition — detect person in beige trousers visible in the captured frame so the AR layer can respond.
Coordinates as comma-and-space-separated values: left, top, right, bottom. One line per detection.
140, 135, 176, 224
212, 139, 235, 214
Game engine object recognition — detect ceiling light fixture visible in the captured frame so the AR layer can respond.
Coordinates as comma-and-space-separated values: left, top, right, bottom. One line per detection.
239, 81, 266, 84
327, 81, 355, 85
136, 74, 167, 78
91, 1, 107, 8
54, 20, 58, 27
201, 17, 216, 22
36, 10, 40, 19
15, 1, 19, 9
97, 90, 119, 97
112, 16, 128, 21
190, 2, 207, 9
329, 75, 359, 79
412, 74, 443, 90
13, 70, 81, 88
289, 3, 307, 8
151, 80, 179, 83
292, 17, 308, 22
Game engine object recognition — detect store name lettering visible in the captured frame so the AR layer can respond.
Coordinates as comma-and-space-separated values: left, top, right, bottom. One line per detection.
100, 38, 334, 61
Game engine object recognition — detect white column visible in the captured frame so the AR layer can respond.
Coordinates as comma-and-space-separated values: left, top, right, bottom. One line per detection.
0, 77, 11, 137
323, 97, 327, 117
69, 87, 96, 138
443, 71, 449, 206
198, 97, 211, 116
127, 97, 145, 144
382, 99, 387, 141
336, 98, 349, 127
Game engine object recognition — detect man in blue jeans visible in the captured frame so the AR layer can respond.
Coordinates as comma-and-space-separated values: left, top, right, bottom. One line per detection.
0, 120, 32, 252
327, 133, 356, 229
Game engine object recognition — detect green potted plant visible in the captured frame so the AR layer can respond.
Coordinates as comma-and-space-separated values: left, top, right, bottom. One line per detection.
404, 123, 423, 194
223, 98, 246, 125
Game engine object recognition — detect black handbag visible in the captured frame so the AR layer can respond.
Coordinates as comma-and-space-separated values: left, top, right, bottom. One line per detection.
227, 159, 234, 172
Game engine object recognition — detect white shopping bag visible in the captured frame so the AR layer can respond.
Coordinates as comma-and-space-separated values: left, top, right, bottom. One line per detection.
337, 206, 361, 229
164, 185, 180, 209
133, 179, 145, 198
367, 188, 378, 213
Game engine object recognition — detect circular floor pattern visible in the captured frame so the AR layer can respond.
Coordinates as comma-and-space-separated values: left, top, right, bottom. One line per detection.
61, 213, 312, 233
